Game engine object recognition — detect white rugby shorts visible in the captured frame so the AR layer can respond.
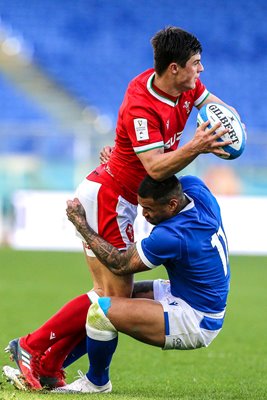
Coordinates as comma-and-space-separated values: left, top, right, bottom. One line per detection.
153, 279, 225, 350
75, 177, 137, 256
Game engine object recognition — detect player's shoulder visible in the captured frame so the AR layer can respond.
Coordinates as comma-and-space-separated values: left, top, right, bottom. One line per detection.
179, 175, 216, 204
127, 68, 154, 94
179, 175, 221, 217
179, 175, 207, 190
133, 68, 154, 81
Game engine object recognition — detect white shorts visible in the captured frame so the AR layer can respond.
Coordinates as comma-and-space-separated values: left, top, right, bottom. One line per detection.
75, 176, 137, 257
153, 279, 225, 350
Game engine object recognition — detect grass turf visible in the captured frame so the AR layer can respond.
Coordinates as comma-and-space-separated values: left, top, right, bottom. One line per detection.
0, 248, 266, 399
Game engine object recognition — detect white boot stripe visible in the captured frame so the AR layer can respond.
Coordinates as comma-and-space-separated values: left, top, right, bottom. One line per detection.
21, 350, 30, 359
21, 355, 30, 364
22, 361, 31, 370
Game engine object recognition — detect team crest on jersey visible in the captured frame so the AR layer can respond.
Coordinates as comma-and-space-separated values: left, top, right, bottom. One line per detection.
126, 223, 134, 242
134, 118, 149, 141
183, 101, 191, 114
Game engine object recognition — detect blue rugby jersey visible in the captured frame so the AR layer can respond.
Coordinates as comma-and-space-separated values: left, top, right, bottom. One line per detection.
136, 175, 230, 313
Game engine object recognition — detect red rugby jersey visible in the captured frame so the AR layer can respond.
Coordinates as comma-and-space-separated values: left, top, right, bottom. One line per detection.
106, 68, 209, 204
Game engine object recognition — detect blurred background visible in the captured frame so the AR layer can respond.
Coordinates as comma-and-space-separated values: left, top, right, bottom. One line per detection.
0, 0, 266, 253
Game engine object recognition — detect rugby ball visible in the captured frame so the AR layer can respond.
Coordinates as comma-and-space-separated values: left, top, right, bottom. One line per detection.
197, 102, 246, 159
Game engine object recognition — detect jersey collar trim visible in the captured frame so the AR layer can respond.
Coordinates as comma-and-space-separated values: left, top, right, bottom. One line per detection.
179, 193, 195, 213
147, 73, 178, 107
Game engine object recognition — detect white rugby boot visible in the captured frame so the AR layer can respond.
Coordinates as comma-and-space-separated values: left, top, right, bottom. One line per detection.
51, 370, 112, 393
2, 365, 27, 390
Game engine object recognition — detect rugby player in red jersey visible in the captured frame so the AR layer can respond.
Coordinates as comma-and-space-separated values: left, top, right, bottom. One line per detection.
4, 26, 241, 390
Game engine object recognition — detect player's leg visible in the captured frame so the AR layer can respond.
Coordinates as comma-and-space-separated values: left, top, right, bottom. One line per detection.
52, 187, 135, 370
48, 278, 154, 378
84, 253, 134, 297
39, 331, 86, 388
51, 174, 136, 390
50, 279, 155, 375
53, 297, 165, 393
62, 335, 87, 368
108, 297, 165, 346
6, 292, 91, 390
68, 286, 224, 393
6, 176, 137, 391
42, 273, 142, 375
77, 176, 136, 298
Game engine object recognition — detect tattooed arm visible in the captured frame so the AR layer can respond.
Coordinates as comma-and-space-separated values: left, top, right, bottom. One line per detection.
66, 198, 149, 275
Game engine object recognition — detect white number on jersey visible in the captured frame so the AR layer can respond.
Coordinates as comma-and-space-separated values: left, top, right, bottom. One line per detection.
211, 227, 229, 276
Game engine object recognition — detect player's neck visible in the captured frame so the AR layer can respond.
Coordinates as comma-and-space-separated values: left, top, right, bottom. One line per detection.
177, 195, 190, 214
153, 74, 181, 99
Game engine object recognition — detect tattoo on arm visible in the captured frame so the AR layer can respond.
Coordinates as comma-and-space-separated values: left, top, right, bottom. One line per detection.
78, 220, 147, 275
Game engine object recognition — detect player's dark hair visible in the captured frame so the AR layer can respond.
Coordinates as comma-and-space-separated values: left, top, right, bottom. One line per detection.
151, 26, 202, 75
138, 175, 183, 204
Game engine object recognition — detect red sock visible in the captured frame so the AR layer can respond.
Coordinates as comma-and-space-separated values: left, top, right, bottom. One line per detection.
23, 294, 90, 352
40, 332, 86, 374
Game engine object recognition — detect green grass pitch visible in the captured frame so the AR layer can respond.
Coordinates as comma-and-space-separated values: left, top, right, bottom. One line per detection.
0, 248, 266, 400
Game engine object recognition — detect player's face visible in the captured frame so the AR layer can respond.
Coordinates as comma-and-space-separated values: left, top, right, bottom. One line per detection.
176, 53, 204, 91
138, 196, 174, 225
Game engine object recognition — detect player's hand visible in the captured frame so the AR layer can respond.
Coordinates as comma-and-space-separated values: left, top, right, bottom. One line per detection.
192, 121, 232, 158
100, 146, 113, 164
66, 198, 87, 231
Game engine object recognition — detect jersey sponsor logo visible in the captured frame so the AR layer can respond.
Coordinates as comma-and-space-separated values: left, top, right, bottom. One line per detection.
134, 118, 149, 141
164, 132, 182, 149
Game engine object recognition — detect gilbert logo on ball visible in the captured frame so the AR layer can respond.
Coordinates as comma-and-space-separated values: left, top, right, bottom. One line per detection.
197, 102, 246, 159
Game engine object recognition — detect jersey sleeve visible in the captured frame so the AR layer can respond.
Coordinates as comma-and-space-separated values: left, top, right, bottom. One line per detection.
136, 225, 182, 268
193, 79, 210, 107
124, 105, 164, 154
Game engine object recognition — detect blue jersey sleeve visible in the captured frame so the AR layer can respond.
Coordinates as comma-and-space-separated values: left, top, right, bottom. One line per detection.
138, 225, 182, 268
179, 175, 208, 192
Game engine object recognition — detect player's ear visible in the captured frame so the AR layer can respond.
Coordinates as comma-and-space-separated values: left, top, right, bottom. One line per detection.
169, 63, 179, 75
169, 198, 179, 212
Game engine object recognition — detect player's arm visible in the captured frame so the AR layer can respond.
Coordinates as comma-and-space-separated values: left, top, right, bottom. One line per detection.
137, 120, 230, 181
66, 198, 149, 275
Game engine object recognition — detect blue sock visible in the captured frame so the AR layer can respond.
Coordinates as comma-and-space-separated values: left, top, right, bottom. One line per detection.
63, 337, 87, 368
86, 335, 118, 386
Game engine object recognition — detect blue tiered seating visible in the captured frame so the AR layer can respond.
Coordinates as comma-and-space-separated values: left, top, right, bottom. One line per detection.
0, 0, 266, 168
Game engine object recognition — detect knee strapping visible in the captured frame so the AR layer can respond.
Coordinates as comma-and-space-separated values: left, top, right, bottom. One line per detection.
98, 297, 111, 315
86, 301, 117, 341
87, 290, 99, 303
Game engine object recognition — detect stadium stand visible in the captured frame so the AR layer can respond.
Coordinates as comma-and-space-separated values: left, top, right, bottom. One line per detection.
0, 0, 266, 198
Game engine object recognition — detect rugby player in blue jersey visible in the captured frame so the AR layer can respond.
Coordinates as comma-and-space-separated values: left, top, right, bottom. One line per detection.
55, 174, 230, 393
